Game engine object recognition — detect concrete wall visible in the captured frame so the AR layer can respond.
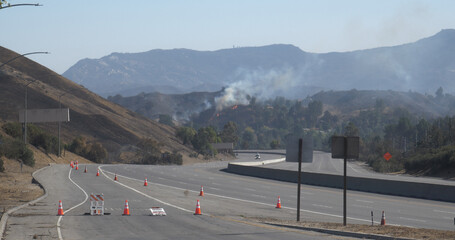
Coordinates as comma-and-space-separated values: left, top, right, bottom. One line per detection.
226, 163, 455, 203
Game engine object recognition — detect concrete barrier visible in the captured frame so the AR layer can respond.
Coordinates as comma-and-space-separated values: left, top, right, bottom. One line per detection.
227, 162, 455, 203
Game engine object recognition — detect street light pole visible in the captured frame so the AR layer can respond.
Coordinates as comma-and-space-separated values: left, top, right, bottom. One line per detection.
24, 79, 36, 145
0, 51, 49, 145
0, 51, 49, 69
58, 92, 66, 157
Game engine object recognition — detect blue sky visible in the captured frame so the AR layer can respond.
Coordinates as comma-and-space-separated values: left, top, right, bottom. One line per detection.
1, 0, 454, 74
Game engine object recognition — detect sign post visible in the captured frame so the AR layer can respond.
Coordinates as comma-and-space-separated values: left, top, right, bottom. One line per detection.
297, 138, 302, 221
331, 136, 359, 226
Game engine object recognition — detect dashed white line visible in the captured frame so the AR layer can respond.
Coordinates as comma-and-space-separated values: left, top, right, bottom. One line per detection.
433, 209, 455, 215
352, 204, 372, 209
399, 217, 426, 223
312, 204, 333, 209
356, 199, 374, 204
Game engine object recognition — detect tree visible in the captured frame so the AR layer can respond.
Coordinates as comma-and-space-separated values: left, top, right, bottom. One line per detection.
86, 142, 107, 163
192, 127, 219, 156
270, 139, 280, 149
220, 121, 238, 146
344, 122, 359, 136
136, 138, 162, 164
176, 126, 196, 145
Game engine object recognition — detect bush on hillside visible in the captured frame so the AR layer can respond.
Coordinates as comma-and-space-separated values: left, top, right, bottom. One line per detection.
2, 122, 22, 139
0, 158, 4, 172
67, 136, 107, 163
0, 138, 34, 167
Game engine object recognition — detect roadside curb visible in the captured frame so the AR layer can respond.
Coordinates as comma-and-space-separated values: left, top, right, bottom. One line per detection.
0, 165, 50, 239
263, 222, 416, 240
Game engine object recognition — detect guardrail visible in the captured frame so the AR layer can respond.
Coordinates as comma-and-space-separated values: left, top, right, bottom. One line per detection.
227, 162, 455, 203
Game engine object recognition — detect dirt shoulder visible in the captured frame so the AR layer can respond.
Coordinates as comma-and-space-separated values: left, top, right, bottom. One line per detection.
250, 217, 455, 240
0, 146, 92, 216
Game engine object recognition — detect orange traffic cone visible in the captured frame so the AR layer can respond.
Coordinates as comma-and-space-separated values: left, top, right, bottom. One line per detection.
84, 166, 87, 173
199, 185, 204, 196
123, 200, 130, 215
96, 169, 100, 176
380, 211, 386, 225
57, 200, 64, 216
114, 173, 118, 181
276, 196, 282, 209
194, 200, 202, 215
70, 161, 74, 168
144, 177, 148, 186
75, 164, 79, 170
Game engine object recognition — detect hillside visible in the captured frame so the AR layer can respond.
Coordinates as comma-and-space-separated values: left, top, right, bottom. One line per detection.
0, 46, 193, 162
63, 29, 455, 98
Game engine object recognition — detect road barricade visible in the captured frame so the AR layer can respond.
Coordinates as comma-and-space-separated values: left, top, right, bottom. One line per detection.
90, 193, 104, 215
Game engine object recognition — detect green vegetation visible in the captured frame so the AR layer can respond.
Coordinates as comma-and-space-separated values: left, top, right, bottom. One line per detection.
67, 136, 107, 163
1, 123, 34, 167
184, 90, 455, 175
135, 138, 182, 165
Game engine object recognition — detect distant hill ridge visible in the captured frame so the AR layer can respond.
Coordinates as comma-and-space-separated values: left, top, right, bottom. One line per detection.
63, 29, 455, 98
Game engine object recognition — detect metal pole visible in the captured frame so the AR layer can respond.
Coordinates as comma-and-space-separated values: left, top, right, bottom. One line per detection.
24, 85, 28, 144
297, 138, 302, 221
343, 137, 347, 226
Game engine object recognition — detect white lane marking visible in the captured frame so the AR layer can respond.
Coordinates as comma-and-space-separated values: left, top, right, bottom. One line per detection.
57, 168, 89, 240
312, 204, 333, 209
356, 199, 374, 204
208, 187, 220, 191
212, 182, 221, 186
99, 168, 389, 224
352, 204, 372, 209
251, 194, 267, 199
100, 168, 193, 213
157, 177, 165, 180
302, 192, 314, 195
399, 217, 426, 223
177, 181, 188, 185
433, 209, 455, 215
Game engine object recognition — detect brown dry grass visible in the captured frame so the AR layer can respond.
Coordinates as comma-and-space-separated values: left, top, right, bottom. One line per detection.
251, 217, 455, 240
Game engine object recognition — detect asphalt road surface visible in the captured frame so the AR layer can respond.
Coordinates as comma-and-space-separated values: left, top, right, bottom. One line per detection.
4, 152, 455, 239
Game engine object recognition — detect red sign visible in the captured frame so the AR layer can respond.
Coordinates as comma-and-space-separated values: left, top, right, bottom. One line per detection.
383, 152, 392, 161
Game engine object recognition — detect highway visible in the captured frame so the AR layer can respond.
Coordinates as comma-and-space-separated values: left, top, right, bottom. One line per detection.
4, 152, 455, 239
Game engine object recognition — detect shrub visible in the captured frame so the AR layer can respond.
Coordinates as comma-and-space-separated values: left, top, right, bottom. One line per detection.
1, 139, 34, 167
2, 122, 22, 139
0, 158, 4, 172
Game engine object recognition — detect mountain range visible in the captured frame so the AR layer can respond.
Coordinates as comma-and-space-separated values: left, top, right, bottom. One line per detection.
63, 29, 455, 98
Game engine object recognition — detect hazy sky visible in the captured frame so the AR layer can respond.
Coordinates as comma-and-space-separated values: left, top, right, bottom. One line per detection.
2, 0, 455, 74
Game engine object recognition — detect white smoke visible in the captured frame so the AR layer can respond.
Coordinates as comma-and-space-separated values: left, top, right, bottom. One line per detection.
215, 67, 300, 111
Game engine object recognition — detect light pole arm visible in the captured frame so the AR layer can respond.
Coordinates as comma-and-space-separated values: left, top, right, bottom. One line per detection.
0, 51, 49, 69
0, 3, 41, 9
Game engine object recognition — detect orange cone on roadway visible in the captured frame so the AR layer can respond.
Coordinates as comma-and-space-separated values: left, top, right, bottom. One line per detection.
144, 177, 148, 186
96, 169, 100, 176
199, 185, 204, 196
123, 200, 130, 215
70, 161, 74, 168
381, 211, 386, 225
57, 200, 64, 216
276, 196, 282, 209
194, 200, 202, 215
84, 166, 87, 173
114, 173, 118, 181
